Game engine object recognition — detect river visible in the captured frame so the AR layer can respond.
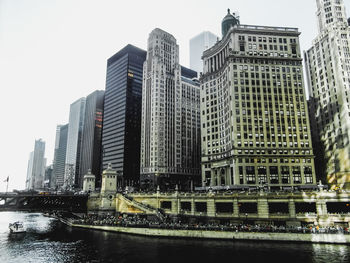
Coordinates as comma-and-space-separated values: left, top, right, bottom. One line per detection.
1, 212, 350, 262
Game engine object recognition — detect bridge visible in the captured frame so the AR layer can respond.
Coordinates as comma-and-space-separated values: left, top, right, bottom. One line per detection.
0, 192, 88, 212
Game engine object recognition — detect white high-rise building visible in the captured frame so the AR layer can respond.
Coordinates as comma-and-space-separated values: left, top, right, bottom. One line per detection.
190, 31, 218, 73
26, 139, 46, 190
140, 28, 201, 190
305, 0, 350, 189
64, 97, 86, 189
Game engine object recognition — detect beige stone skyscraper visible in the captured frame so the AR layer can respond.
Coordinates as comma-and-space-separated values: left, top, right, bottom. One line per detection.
305, 0, 350, 189
140, 28, 201, 190
200, 10, 316, 190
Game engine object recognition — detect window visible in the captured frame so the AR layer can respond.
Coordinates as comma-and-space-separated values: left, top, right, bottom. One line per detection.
269, 166, 279, 184
281, 166, 290, 183
246, 166, 256, 184
240, 44, 245, 52
304, 166, 313, 184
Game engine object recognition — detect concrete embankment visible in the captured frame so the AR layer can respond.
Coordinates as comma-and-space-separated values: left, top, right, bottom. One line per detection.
62, 220, 350, 244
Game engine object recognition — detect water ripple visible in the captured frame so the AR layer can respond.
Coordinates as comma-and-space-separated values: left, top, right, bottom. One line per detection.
1, 212, 350, 263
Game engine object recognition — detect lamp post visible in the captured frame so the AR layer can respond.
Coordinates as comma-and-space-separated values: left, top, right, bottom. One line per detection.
5, 176, 9, 194
333, 154, 338, 190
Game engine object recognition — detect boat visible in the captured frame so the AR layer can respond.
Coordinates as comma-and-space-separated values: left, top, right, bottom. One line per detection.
9, 221, 26, 234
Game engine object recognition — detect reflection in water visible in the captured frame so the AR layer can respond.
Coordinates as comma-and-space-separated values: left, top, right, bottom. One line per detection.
312, 244, 349, 263
0, 212, 350, 263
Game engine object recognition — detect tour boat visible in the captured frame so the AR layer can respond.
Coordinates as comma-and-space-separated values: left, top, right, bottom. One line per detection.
9, 221, 26, 234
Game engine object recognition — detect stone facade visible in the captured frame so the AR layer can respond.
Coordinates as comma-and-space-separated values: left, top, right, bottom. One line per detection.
83, 169, 96, 192
101, 163, 117, 194
88, 189, 350, 227
200, 17, 316, 189
140, 28, 201, 190
87, 161, 350, 227
305, 0, 350, 189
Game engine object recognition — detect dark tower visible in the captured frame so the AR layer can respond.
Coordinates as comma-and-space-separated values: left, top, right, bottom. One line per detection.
79, 90, 105, 188
221, 9, 240, 37
102, 45, 147, 187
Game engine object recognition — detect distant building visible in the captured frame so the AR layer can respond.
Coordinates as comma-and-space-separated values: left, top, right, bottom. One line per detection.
305, 0, 350, 189
200, 10, 316, 189
79, 90, 104, 188
25, 139, 46, 190
140, 28, 201, 190
44, 164, 53, 188
25, 152, 33, 190
64, 97, 86, 189
189, 31, 218, 73
101, 45, 146, 187
52, 124, 68, 189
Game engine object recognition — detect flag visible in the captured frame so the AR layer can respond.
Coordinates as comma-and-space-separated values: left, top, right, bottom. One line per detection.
3, 176, 9, 183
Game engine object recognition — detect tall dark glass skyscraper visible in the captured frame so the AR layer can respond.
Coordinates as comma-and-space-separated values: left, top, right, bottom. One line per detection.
102, 44, 146, 185
52, 124, 68, 189
79, 90, 104, 188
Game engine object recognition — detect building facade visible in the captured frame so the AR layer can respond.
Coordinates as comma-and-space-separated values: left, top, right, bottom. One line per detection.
190, 31, 218, 73
25, 152, 33, 190
140, 28, 201, 190
200, 11, 316, 189
52, 124, 68, 189
305, 0, 350, 189
102, 45, 146, 186
64, 97, 86, 189
25, 139, 46, 190
79, 90, 104, 189
44, 164, 53, 188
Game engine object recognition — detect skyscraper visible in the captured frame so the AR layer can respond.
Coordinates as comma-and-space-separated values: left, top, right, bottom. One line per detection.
102, 45, 146, 186
200, 10, 316, 189
140, 28, 201, 190
190, 31, 218, 73
25, 139, 46, 190
44, 164, 53, 188
79, 90, 104, 188
25, 152, 33, 190
64, 97, 86, 189
52, 124, 68, 189
305, 0, 350, 189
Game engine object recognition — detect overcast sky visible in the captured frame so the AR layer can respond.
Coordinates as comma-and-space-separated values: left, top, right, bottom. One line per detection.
0, 0, 349, 191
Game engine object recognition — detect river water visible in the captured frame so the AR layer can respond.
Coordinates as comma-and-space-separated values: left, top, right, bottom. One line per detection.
1, 212, 350, 263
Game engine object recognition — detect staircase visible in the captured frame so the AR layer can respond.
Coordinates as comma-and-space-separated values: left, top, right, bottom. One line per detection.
120, 194, 165, 221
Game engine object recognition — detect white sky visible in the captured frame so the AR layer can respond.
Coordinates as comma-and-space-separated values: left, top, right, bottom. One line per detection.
1, 0, 349, 191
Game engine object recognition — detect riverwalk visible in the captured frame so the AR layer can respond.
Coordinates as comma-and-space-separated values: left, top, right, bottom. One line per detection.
60, 218, 350, 244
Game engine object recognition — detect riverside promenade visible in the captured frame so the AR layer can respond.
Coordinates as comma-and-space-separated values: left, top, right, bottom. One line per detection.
58, 215, 350, 244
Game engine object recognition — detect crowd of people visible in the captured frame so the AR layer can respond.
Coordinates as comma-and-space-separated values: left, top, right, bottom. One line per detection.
67, 213, 350, 235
